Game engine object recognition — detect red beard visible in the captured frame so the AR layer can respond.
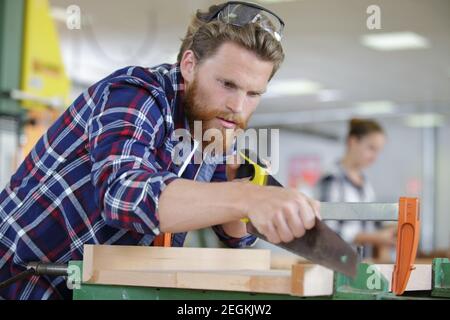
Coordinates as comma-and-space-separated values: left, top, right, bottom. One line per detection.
184, 78, 248, 153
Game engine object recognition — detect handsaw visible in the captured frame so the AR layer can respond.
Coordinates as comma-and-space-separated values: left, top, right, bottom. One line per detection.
236, 149, 421, 293
236, 148, 359, 278
153, 147, 420, 294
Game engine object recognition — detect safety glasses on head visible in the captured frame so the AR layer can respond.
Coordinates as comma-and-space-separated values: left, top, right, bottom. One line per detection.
200, 1, 285, 42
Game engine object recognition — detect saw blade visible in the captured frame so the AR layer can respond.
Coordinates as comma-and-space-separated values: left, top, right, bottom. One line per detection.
263, 173, 357, 276
247, 220, 358, 277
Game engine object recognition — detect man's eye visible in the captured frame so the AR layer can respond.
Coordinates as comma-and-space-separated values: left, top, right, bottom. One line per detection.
223, 81, 234, 89
248, 92, 262, 97
219, 80, 235, 89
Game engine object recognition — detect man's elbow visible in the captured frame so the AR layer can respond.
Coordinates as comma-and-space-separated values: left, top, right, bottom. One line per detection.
158, 214, 173, 233
158, 221, 169, 233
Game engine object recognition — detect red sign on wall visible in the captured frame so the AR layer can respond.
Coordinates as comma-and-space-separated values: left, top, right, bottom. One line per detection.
288, 155, 322, 189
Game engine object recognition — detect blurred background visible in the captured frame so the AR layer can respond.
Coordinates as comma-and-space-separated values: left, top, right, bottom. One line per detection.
0, 0, 449, 263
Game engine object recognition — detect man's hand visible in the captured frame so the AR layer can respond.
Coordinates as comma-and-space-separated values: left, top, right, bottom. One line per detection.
225, 154, 321, 244
158, 173, 321, 241
245, 185, 321, 244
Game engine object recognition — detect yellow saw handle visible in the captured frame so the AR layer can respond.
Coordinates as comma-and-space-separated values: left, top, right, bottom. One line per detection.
236, 149, 271, 223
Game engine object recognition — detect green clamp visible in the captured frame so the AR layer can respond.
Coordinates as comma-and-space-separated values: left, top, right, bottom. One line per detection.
432, 258, 450, 298
333, 263, 390, 300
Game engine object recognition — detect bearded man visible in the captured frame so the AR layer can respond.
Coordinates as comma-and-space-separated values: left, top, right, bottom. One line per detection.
0, 1, 320, 299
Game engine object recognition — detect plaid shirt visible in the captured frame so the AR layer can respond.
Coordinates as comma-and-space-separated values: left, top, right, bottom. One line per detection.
0, 63, 256, 300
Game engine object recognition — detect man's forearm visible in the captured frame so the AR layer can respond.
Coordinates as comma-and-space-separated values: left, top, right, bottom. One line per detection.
158, 179, 251, 233
158, 177, 321, 244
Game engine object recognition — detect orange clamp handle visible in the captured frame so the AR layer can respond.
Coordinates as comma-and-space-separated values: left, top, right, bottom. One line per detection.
392, 197, 420, 295
153, 232, 172, 247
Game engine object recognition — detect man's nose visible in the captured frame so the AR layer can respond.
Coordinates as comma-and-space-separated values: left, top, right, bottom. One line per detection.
226, 92, 246, 114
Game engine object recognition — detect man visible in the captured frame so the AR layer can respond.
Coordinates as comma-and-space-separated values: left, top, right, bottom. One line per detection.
0, 1, 320, 299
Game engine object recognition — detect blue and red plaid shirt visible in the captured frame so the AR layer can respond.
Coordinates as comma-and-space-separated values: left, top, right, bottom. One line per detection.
0, 63, 256, 300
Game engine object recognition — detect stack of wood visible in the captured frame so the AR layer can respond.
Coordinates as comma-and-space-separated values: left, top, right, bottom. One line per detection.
82, 245, 432, 297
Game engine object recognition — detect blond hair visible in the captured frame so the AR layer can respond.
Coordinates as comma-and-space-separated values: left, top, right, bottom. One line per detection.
177, 4, 285, 79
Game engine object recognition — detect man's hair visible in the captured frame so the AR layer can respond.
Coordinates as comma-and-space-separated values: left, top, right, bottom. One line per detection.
347, 118, 384, 140
177, 3, 285, 79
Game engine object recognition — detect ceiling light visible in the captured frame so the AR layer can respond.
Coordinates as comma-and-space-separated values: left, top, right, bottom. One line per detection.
361, 32, 430, 51
317, 89, 343, 102
265, 79, 322, 98
354, 100, 397, 116
404, 113, 446, 128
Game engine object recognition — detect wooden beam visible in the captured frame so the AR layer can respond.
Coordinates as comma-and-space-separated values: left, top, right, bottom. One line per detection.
270, 252, 310, 270
81, 245, 432, 297
84, 264, 334, 296
82, 244, 271, 282
291, 264, 334, 296
373, 264, 432, 291
176, 270, 291, 294
88, 269, 291, 295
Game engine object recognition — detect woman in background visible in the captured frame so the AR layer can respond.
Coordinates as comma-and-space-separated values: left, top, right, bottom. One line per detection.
317, 118, 396, 260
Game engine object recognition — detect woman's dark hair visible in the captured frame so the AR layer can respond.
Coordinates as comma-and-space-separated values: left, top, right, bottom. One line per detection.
348, 118, 384, 140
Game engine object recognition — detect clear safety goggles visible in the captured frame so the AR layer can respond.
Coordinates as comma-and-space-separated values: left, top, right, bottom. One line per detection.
201, 1, 285, 42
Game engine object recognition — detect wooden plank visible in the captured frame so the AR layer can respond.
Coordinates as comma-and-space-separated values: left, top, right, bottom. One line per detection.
270, 252, 310, 270
86, 266, 332, 296
84, 264, 430, 297
291, 264, 334, 296
81, 245, 432, 296
82, 244, 271, 283
92, 269, 177, 288
86, 268, 292, 295
176, 270, 292, 294
373, 264, 432, 291
82, 243, 95, 283
290, 263, 431, 296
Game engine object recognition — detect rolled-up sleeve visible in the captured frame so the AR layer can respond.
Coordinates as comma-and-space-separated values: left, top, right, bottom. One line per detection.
87, 81, 178, 236
212, 224, 258, 248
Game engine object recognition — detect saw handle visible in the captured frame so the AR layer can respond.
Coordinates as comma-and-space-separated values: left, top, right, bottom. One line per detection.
236, 149, 270, 224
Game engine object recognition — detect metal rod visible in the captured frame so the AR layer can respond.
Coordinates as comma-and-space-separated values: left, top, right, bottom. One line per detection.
319, 202, 399, 221
26, 262, 69, 276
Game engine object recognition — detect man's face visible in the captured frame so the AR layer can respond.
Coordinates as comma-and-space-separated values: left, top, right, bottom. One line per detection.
181, 42, 274, 151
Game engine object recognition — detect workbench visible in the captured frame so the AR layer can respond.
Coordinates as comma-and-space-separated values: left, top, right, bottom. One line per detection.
69, 245, 450, 300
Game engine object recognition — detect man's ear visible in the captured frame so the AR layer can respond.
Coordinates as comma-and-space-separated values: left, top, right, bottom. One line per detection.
180, 50, 197, 84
